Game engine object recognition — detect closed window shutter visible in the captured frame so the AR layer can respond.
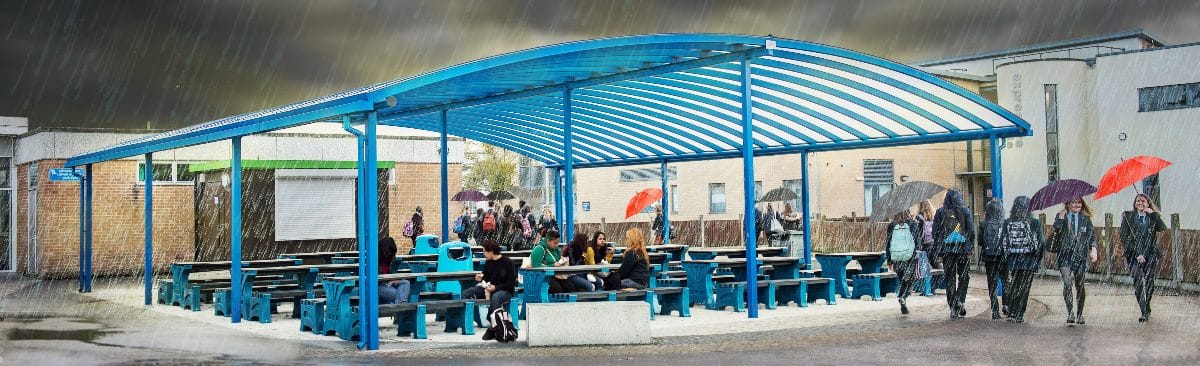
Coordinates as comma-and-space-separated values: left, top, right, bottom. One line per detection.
863, 160, 894, 184
275, 176, 356, 241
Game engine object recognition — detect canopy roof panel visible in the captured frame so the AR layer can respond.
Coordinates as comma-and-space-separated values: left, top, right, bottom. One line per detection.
66, 34, 1030, 168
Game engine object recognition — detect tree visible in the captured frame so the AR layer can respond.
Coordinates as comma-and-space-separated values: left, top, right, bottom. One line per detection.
463, 143, 517, 192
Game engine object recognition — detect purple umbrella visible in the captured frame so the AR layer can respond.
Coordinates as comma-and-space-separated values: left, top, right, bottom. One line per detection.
1028, 179, 1097, 211
451, 189, 487, 202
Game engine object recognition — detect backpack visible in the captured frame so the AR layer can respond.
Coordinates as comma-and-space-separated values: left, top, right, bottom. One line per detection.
520, 215, 534, 238
889, 223, 916, 262
486, 307, 518, 343
1005, 219, 1038, 254
402, 220, 415, 237
483, 212, 497, 232
941, 209, 967, 244
453, 216, 466, 234
980, 220, 1005, 257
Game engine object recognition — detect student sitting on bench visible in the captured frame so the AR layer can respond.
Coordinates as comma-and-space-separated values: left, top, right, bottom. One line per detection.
463, 240, 517, 314
378, 237, 412, 304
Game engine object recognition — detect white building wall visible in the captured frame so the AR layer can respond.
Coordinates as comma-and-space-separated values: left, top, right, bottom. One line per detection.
923, 38, 1149, 76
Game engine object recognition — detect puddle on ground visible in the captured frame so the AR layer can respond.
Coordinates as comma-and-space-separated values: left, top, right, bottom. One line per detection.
7, 328, 116, 343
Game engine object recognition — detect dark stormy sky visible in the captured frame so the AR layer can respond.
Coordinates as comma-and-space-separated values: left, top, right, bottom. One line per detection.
3, 0, 1200, 130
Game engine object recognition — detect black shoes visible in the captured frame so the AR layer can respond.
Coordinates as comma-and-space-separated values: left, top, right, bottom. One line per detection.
899, 298, 909, 315
481, 329, 496, 341
1076, 314, 1085, 325
958, 306, 967, 317
1138, 316, 1148, 322
1066, 314, 1076, 324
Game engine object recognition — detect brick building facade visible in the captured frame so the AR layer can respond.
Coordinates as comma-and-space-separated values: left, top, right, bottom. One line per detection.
9, 125, 464, 278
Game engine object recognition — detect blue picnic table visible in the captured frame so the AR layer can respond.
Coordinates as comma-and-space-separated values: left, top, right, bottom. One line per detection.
319, 270, 481, 340
681, 256, 805, 310
278, 251, 358, 265
218, 263, 358, 322
165, 259, 299, 308
517, 264, 621, 305
814, 252, 886, 298
686, 246, 787, 260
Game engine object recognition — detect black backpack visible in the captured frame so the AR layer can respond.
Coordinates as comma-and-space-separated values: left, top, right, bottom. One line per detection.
486, 307, 518, 343
940, 208, 967, 244
1005, 219, 1038, 254
980, 220, 1005, 257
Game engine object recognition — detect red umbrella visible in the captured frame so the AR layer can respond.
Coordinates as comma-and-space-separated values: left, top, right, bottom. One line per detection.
1094, 156, 1173, 200
625, 188, 663, 219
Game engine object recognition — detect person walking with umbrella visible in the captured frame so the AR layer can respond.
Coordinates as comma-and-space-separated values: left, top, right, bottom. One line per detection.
1049, 197, 1097, 325
1120, 193, 1167, 322
1002, 196, 1044, 323
933, 189, 974, 319
976, 199, 1007, 319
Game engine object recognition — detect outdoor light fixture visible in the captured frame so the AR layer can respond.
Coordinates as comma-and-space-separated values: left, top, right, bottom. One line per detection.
221, 173, 230, 187
900, 175, 910, 182
1118, 132, 1128, 141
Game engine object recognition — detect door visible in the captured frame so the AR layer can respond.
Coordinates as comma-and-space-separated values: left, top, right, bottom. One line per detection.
26, 161, 38, 274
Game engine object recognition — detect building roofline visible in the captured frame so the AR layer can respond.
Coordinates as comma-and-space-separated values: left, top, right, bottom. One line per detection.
916, 67, 996, 82
18, 126, 464, 141
1095, 40, 1200, 58
914, 29, 1165, 67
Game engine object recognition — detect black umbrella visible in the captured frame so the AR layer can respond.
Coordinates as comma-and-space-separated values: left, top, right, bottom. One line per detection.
486, 190, 516, 201
757, 187, 799, 203
868, 181, 947, 223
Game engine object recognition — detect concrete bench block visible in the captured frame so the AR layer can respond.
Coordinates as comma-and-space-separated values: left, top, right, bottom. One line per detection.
526, 302, 651, 347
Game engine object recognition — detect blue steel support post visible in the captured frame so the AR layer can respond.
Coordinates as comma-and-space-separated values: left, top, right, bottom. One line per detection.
365, 111, 381, 350
553, 167, 563, 235
739, 57, 760, 319
143, 153, 154, 305
800, 152, 812, 269
230, 137, 244, 323
660, 160, 670, 244
84, 164, 93, 292
989, 135, 1003, 200
562, 88, 575, 241
342, 116, 368, 348
76, 169, 85, 292
440, 110, 450, 243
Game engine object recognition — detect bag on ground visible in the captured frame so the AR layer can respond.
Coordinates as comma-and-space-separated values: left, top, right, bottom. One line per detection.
889, 223, 916, 262
1005, 219, 1039, 254
486, 307, 518, 343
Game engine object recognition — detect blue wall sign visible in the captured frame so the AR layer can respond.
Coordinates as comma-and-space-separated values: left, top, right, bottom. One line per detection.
49, 168, 85, 182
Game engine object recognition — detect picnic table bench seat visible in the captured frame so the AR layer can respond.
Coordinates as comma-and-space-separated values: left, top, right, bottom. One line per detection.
246, 288, 327, 323
772, 277, 837, 307
551, 287, 690, 320
851, 272, 899, 301
329, 299, 483, 340
711, 280, 776, 312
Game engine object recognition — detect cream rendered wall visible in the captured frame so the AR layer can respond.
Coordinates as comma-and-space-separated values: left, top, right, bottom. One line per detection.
1091, 46, 1200, 228
996, 60, 1092, 212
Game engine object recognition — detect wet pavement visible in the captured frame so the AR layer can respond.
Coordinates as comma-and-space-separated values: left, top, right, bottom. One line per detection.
2, 273, 1199, 365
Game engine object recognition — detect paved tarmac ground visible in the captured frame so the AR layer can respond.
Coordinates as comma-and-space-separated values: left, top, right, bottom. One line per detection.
2, 272, 1198, 365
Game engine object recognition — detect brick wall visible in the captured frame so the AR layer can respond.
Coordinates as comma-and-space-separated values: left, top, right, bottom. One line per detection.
16, 160, 194, 278
388, 163, 463, 253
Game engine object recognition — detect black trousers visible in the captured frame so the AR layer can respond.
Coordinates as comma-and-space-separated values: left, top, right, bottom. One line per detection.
462, 287, 513, 314
942, 253, 971, 309
983, 260, 1005, 313
1006, 270, 1035, 319
1129, 257, 1159, 316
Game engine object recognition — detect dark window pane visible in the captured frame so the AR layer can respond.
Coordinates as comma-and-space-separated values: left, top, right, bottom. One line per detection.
176, 164, 196, 182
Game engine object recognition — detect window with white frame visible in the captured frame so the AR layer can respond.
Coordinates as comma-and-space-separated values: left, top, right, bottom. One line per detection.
137, 162, 195, 184
274, 169, 357, 241
709, 183, 726, 214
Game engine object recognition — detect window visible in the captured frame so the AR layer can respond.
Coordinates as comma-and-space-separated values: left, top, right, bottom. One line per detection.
619, 167, 677, 182
863, 159, 894, 216
1138, 82, 1200, 112
137, 162, 195, 184
754, 181, 763, 201
708, 183, 726, 214
670, 184, 678, 214
1045, 84, 1060, 182
782, 179, 804, 212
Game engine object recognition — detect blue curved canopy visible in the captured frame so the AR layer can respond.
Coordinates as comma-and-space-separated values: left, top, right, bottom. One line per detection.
66, 33, 1030, 167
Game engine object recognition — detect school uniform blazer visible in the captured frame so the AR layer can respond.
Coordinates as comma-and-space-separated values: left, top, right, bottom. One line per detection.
1120, 211, 1167, 261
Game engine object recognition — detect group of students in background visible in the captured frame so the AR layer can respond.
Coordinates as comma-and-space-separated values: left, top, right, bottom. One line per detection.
885, 189, 1168, 324
435, 200, 558, 252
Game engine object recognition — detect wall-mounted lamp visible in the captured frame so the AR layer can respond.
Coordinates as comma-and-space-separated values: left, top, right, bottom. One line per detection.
1118, 132, 1128, 141
900, 175, 910, 182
